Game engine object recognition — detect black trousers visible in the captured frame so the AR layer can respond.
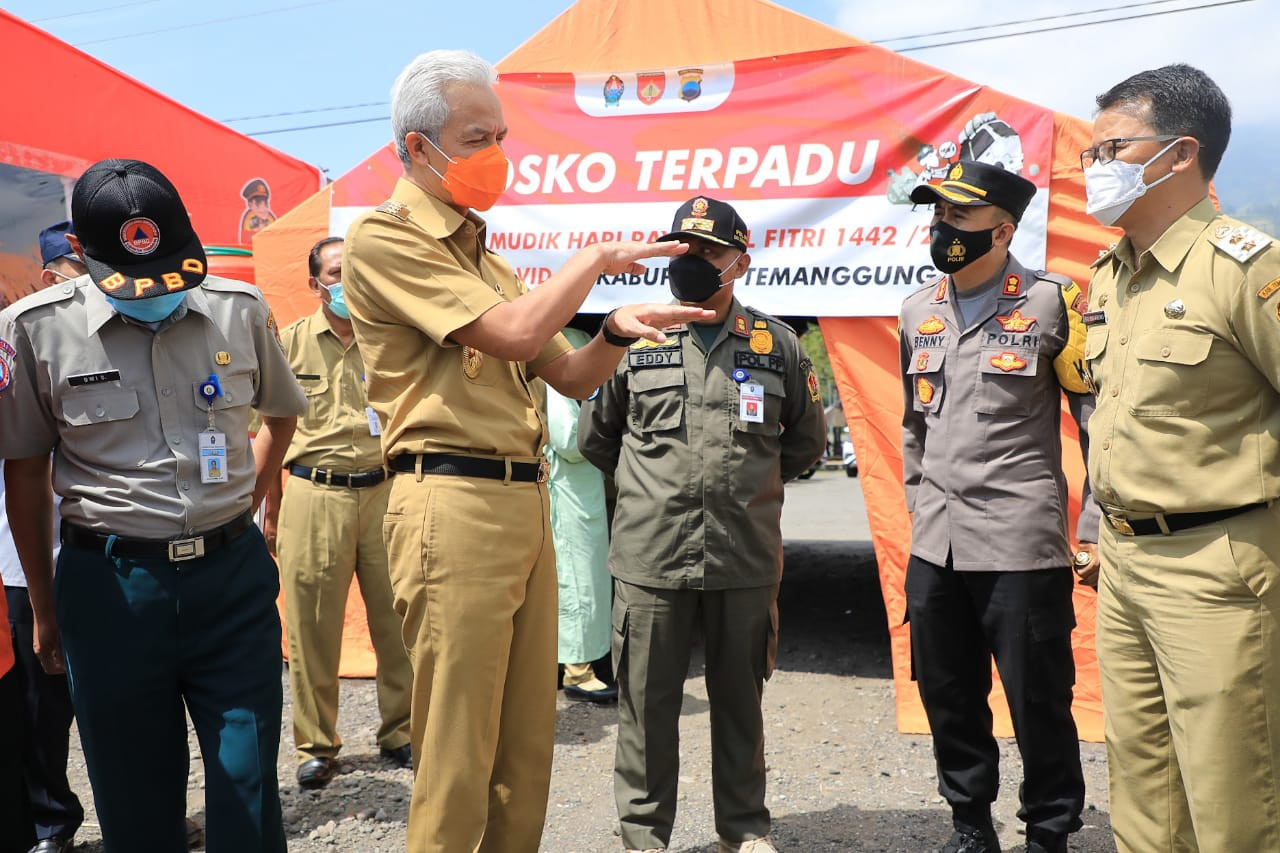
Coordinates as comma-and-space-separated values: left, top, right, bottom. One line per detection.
5, 585, 84, 842
905, 555, 1084, 836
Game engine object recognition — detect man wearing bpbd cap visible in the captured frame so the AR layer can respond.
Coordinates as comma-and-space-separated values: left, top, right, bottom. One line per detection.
579, 196, 827, 852
0, 159, 305, 853
898, 160, 1098, 853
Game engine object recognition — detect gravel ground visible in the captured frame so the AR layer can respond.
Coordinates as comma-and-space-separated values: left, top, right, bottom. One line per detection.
62, 470, 1116, 852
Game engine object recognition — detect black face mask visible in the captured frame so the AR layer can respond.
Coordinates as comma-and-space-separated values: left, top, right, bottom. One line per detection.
668, 254, 735, 303
929, 220, 997, 273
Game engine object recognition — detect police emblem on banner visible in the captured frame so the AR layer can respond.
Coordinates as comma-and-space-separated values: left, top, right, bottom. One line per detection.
603, 74, 625, 107
678, 67, 703, 102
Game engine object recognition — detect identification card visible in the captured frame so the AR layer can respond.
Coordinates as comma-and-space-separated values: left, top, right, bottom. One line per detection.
739, 380, 764, 423
200, 430, 229, 483
366, 406, 382, 437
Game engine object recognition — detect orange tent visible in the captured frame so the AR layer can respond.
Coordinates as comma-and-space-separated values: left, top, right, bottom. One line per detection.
252, 0, 1117, 741
0, 10, 323, 304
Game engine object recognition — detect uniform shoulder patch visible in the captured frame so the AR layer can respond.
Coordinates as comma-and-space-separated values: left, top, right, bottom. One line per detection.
744, 306, 795, 335
1257, 276, 1280, 301
201, 275, 262, 298
1033, 269, 1074, 289
5, 278, 79, 317
375, 200, 410, 221
1212, 223, 1272, 263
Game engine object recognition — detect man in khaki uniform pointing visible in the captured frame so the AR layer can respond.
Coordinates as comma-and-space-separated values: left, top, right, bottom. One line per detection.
263, 236, 413, 791
341, 49, 712, 853
1083, 64, 1280, 853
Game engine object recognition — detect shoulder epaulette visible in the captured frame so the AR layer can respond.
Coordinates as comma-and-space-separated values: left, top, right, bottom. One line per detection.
1090, 243, 1118, 269
1033, 269, 1074, 289
6, 278, 79, 316
375, 200, 411, 221
1211, 222, 1272, 263
201, 275, 262, 298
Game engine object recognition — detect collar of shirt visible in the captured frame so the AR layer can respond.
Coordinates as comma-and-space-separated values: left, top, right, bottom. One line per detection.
391, 177, 488, 244
85, 282, 214, 337
1113, 195, 1217, 275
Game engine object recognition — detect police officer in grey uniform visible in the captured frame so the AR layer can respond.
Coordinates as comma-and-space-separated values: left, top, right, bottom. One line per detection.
0, 159, 306, 853
579, 197, 827, 853
899, 161, 1098, 853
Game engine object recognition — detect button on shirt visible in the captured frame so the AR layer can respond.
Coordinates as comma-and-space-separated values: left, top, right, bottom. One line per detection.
1086, 197, 1280, 513
0, 275, 306, 538
579, 301, 827, 590
342, 178, 572, 463
279, 309, 382, 471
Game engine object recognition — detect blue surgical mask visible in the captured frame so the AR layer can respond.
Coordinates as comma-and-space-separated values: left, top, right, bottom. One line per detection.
325, 281, 350, 319
107, 290, 187, 323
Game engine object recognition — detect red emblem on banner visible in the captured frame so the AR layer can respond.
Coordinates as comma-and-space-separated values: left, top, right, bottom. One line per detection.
915, 351, 929, 371
916, 315, 946, 335
990, 351, 1028, 372
1002, 274, 1022, 296
637, 72, 665, 105
996, 309, 1037, 332
916, 377, 935, 405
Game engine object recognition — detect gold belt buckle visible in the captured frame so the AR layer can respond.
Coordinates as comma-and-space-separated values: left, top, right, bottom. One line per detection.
537, 459, 550, 484
168, 536, 206, 562
1107, 513, 1135, 536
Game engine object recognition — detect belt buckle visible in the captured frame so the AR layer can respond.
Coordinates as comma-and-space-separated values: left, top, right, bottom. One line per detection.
537, 459, 549, 484
1107, 512, 1135, 536
168, 536, 206, 562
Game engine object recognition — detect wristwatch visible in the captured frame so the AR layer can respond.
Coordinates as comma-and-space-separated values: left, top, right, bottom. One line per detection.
599, 309, 640, 347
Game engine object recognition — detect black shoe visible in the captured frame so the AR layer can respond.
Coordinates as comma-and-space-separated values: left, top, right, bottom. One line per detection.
380, 744, 413, 770
296, 756, 338, 789
562, 681, 619, 704
28, 838, 74, 853
940, 826, 1001, 853
1025, 829, 1067, 853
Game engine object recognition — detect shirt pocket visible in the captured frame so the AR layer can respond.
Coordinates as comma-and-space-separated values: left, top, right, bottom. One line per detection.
976, 346, 1038, 416
61, 388, 143, 468
1129, 329, 1213, 417
628, 368, 685, 434
192, 371, 255, 435
906, 347, 946, 414
733, 370, 786, 436
294, 373, 331, 425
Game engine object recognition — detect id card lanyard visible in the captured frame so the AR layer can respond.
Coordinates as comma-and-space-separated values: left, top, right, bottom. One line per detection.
733, 368, 764, 424
199, 373, 229, 483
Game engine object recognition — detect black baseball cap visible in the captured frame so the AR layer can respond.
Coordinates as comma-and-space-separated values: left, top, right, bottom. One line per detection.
909, 159, 1037, 223
657, 196, 749, 251
71, 158, 207, 299
38, 221, 77, 266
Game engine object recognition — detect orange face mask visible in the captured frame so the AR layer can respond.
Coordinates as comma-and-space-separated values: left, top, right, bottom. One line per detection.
422, 134, 510, 211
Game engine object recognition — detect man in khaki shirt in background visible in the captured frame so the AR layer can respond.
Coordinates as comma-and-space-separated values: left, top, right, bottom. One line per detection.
263, 237, 413, 792
1082, 64, 1280, 852
341, 50, 711, 853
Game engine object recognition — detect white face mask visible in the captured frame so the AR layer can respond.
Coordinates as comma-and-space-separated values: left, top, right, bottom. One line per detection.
1084, 138, 1180, 226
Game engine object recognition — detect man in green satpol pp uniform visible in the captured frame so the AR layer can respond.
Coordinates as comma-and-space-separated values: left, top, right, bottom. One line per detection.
579, 196, 827, 853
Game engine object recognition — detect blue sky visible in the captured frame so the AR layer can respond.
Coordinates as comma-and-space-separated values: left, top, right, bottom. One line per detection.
10, 0, 1277, 189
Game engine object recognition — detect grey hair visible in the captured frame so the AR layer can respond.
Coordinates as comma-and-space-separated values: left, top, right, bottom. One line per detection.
391, 50, 497, 168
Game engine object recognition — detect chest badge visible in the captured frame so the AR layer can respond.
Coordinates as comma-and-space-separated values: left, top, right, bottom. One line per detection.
990, 351, 1028, 372
917, 315, 947, 335
916, 377, 936, 405
462, 345, 483, 379
915, 351, 930, 371
1163, 299, 1187, 320
749, 328, 774, 354
214, 351, 232, 366
996, 309, 1037, 332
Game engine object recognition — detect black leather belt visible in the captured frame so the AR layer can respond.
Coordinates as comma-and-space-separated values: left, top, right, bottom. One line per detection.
288, 464, 387, 489
390, 453, 549, 483
1103, 502, 1267, 536
61, 510, 255, 562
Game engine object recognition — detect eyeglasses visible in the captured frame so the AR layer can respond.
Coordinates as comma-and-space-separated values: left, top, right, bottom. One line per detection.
1080, 135, 1181, 169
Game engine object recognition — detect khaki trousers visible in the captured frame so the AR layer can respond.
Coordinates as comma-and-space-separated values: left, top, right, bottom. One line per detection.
1097, 501, 1280, 853
384, 471, 558, 853
278, 476, 412, 761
